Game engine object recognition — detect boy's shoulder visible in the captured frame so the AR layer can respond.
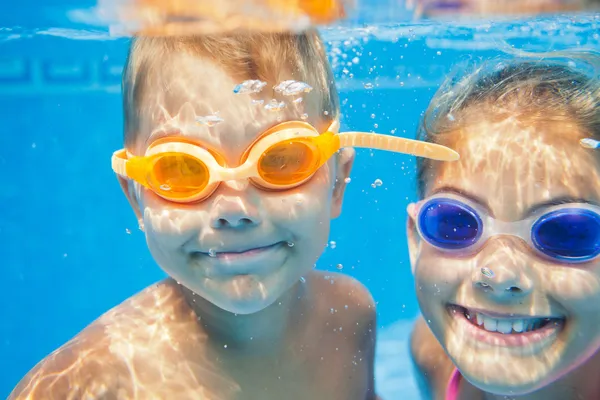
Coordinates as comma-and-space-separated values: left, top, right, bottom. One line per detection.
305, 270, 376, 329
9, 280, 196, 400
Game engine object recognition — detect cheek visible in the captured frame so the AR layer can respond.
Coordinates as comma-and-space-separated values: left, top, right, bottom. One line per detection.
546, 264, 600, 312
415, 246, 475, 297
139, 190, 208, 247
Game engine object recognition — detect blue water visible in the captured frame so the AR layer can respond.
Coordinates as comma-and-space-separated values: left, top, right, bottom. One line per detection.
1, 8, 599, 399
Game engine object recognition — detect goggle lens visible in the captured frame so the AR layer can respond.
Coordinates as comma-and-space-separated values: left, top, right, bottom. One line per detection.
258, 139, 320, 186
532, 209, 600, 262
418, 199, 482, 250
149, 153, 210, 200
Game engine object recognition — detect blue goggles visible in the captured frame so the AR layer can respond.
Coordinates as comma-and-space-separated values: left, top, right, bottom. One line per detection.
416, 194, 600, 263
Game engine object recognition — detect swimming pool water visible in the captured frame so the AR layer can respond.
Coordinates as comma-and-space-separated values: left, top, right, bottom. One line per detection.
1, 9, 599, 399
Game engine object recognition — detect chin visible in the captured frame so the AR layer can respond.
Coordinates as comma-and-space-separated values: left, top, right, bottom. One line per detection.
209, 294, 276, 315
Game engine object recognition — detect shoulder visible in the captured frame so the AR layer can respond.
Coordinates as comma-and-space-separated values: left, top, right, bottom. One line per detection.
409, 316, 455, 399
8, 320, 122, 399
9, 280, 191, 399
308, 271, 376, 318
307, 271, 377, 341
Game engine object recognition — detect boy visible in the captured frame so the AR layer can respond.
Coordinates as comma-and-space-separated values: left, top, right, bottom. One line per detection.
9, 30, 378, 399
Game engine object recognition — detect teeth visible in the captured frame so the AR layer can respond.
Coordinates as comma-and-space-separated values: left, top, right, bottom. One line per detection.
466, 311, 553, 334
497, 319, 513, 334
513, 319, 524, 333
483, 316, 497, 331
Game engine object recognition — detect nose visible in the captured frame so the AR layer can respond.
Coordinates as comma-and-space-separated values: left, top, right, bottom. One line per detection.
472, 237, 534, 300
209, 192, 262, 230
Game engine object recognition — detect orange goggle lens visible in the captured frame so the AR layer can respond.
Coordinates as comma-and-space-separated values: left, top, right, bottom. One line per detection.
258, 139, 321, 186
148, 153, 210, 200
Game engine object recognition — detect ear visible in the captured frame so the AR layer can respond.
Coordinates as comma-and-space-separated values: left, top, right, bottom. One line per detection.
331, 147, 355, 219
117, 176, 145, 231
406, 202, 420, 275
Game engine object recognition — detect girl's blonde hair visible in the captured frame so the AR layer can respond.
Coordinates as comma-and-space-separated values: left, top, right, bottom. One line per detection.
416, 50, 600, 197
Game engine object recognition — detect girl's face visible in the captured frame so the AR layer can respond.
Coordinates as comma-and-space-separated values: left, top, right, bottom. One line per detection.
408, 116, 600, 395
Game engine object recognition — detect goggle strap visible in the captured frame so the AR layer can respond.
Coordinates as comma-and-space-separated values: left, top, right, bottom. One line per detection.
111, 150, 129, 178
338, 132, 460, 161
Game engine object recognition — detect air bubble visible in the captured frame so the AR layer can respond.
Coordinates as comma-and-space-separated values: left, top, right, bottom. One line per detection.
344, 177, 351, 183
336, 264, 343, 270
371, 179, 383, 188
265, 99, 286, 112
233, 80, 266, 94
301, 113, 309, 120
208, 249, 217, 257
160, 184, 171, 191
287, 241, 295, 248
481, 267, 495, 278
195, 114, 224, 127
273, 80, 313, 96
364, 83, 374, 89
329, 241, 337, 249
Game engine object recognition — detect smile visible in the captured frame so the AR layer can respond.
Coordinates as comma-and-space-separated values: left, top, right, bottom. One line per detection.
448, 304, 565, 346
201, 242, 286, 258
190, 241, 290, 275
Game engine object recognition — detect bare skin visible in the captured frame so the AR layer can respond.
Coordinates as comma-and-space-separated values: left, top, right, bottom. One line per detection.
408, 116, 600, 399
10, 39, 379, 400
9, 273, 377, 400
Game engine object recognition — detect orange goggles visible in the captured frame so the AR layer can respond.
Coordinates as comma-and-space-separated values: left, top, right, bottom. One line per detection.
111, 120, 459, 203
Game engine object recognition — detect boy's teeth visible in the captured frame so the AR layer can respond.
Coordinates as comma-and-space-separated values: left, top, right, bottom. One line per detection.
464, 310, 554, 334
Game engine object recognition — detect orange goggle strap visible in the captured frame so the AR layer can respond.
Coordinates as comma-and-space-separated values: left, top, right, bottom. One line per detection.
112, 149, 153, 189
110, 122, 459, 183
337, 132, 459, 161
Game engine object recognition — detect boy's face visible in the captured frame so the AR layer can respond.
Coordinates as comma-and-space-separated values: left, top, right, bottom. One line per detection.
124, 53, 354, 314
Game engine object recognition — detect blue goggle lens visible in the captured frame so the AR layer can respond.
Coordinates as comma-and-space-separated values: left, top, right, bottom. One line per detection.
532, 209, 600, 262
418, 199, 482, 250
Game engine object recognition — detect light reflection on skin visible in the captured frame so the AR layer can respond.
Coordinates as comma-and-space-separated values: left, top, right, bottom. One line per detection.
408, 114, 600, 399
8, 46, 378, 400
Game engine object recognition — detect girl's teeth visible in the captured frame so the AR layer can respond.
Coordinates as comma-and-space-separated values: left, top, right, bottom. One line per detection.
497, 319, 513, 334
483, 316, 497, 331
513, 319, 524, 333
466, 311, 554, 334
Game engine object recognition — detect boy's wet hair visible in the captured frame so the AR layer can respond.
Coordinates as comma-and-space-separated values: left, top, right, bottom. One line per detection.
122, 30, 339, 148
416, 51, 600, 197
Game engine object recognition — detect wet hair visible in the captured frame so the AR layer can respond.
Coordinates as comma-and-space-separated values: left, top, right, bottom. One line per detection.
415, 50, 600, 197
122, 30, 339, 148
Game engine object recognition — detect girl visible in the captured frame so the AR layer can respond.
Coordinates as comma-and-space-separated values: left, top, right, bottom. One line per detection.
407, 52, 600, 399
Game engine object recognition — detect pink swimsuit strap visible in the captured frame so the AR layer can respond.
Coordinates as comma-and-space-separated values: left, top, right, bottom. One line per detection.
445, 368, 461, 400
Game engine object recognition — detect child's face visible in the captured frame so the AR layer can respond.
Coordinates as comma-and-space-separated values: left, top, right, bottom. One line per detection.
124, 53, 354, 314
408, 116, 600, 394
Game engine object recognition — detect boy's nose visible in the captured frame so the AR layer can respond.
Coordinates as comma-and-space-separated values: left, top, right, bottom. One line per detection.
209, 191, 262, 230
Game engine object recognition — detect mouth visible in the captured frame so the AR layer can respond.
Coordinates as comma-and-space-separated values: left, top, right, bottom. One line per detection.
200, 242, 287, 258
448, 304, 565, 346
191, 241, 291, 267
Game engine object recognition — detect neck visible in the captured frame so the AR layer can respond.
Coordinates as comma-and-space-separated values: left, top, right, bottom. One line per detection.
177, 279, 308, 354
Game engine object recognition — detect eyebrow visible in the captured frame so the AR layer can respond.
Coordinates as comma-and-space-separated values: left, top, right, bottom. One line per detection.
429, 186, 494, 214
526, 196, 594, 216
431, 187, 595, 217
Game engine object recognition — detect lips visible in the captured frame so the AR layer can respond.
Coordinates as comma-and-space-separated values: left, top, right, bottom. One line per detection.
448, 304, 565, 347
450, 305, 564, 334
196, 242, 288, 258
